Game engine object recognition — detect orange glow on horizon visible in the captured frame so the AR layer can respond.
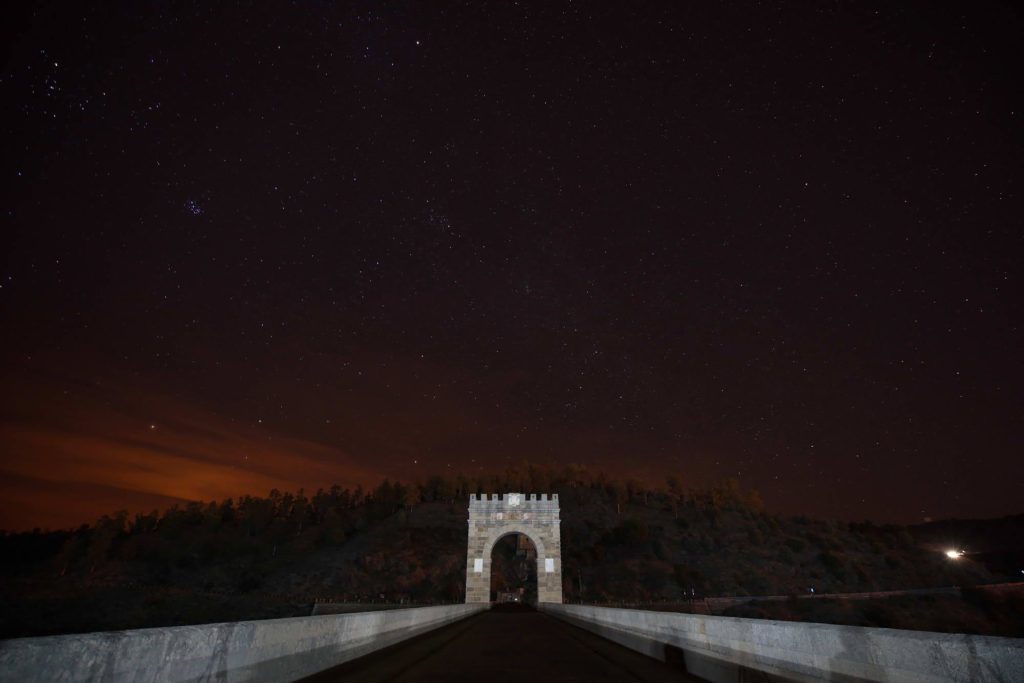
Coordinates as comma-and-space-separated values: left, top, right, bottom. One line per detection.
0, 373, 385, 531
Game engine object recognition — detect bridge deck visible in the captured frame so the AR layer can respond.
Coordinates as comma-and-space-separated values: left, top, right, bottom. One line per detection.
302, 604, 697, 682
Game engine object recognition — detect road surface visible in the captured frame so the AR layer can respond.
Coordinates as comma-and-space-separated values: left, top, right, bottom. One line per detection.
303, 604, 698, 682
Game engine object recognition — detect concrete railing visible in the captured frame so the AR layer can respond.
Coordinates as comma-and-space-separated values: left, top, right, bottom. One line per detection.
541, 603, 1024, 683
0, 603, 487, 683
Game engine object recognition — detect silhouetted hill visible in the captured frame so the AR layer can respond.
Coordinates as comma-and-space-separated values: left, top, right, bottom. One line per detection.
909, 514, 1024, 578
0, 465, 1016, 638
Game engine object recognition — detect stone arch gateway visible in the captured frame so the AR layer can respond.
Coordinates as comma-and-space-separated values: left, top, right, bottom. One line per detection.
465, 493, 563, 603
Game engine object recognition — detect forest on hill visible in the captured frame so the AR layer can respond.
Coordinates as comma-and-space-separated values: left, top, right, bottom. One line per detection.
1, 463, 1018, 638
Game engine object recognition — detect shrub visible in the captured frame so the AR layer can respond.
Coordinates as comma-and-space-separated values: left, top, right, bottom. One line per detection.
819, 551, 847, 576
612, 518, 650, 546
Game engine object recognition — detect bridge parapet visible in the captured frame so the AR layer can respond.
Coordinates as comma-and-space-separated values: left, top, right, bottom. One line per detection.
0, 604, 487, 683
541, 603, 1024, 683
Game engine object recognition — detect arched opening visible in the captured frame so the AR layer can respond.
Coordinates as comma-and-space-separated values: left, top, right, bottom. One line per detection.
489, 532, 538, 605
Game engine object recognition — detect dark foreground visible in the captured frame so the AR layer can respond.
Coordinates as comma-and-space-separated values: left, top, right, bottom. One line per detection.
303, 604, 697, 682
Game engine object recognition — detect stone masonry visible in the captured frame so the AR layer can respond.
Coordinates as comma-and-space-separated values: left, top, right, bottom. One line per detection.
465, 493, 563, 604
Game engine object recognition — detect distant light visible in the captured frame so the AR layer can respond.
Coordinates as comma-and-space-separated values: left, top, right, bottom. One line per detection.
945, 549, 964, 559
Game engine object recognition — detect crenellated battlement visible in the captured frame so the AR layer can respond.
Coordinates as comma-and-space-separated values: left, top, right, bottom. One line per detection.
468, 492, 559, 504
467, 492, 560, 520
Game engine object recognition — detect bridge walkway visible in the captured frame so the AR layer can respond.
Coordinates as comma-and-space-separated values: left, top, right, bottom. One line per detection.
303, 604, 698, 682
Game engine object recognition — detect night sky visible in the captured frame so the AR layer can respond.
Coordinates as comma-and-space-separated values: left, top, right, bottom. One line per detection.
2, 3, 1022, 530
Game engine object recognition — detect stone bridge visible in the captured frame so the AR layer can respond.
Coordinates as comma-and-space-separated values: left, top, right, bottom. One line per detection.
1, 493, 1021, 682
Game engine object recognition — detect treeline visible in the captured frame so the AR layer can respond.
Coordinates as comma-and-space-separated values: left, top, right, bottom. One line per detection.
2, 463, 765, 580
1, 463, 1004, 638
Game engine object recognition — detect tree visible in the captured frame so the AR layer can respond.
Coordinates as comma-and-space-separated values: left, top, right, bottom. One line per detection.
84, 511, 128, 573
421, 475, 453, 503
626, 478, 649, 506
666, 474, 685, 518
398, 483, 419, 510
53, 528, 88, 577
608, 481, 628, 515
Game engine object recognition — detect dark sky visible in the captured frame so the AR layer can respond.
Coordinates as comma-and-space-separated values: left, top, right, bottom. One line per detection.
2, 2, 1022, 530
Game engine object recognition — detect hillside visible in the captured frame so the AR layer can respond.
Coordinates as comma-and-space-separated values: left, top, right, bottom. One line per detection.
909, 514, 1024, 578
0, 467, 1015, 639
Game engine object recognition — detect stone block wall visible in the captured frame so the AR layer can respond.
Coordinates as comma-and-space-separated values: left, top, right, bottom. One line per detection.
465, 493, 563, 604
